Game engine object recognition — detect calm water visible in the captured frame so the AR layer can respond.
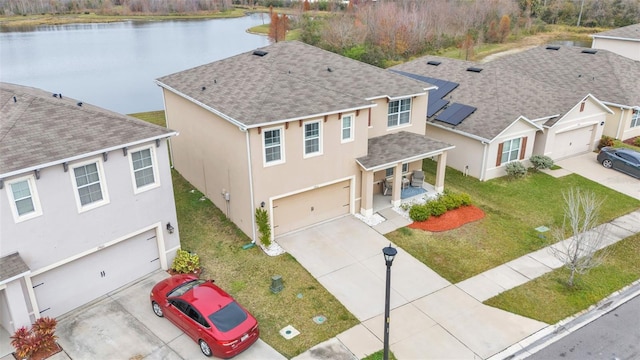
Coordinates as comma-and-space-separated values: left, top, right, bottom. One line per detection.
0, 13, 270, 114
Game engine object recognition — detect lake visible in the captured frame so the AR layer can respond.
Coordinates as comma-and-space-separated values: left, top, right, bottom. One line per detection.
0, 13, 271, 114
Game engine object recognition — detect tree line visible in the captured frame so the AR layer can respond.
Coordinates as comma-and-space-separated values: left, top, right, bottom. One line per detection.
0, 0, 233, 15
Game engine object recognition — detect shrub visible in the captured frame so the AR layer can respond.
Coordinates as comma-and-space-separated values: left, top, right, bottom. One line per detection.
255, 207, 272, 247
409, 204, 430, 222
457, 192, 472, 206
439, 192, 462, 210
529, 155, 554, 170
11, 317, 58, 359
598, 135, 615, 150
634, 137, 640, 147
426, 200, 448, 217
505, 161, 527, 178
171, 249, 200, 274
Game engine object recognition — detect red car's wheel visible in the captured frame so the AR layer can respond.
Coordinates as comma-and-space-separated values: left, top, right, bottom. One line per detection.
199, 340, 213, 357
152, 301, 164, 317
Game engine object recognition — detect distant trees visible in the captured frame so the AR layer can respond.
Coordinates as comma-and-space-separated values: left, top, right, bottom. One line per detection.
268, 8, 288, 43
0, 0, 233, 15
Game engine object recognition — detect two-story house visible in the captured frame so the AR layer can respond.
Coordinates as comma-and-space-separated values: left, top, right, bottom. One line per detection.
0, 83, 180, 343
591, 23, 640, 61
156, 41, 453, 241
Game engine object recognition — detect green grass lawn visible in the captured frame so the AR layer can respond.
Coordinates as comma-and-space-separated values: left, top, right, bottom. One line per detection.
484, 233, 640, 324
386, 159, 640, 283
131, 112, 358, 359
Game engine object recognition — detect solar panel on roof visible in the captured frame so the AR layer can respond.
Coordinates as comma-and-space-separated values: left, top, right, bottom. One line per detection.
435, 103, 476, 126
428, 98, 449, 117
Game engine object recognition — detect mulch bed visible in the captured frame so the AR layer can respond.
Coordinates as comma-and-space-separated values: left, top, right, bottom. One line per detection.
622, 136, 640, 147
408, 205, 485, 232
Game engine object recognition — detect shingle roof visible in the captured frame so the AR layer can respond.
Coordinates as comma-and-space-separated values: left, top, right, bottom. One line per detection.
156, 41, 431, 127
0, 82, 174, 177
390, 57, 570, 140
356, 131, 454, 170
0, 252, 30, 284
592, 23, 640, 41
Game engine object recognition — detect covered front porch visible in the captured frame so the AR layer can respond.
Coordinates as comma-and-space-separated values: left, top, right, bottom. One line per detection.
356, 131, 454, 217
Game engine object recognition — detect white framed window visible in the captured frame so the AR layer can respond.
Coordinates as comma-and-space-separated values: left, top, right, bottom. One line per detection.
385, 168, 394, 177
631, 109, 640, 128
499, 138, 522, 164
263, 127, 285, 166
129, 145, 160, 193
387, 98, 412, 127
70, 158, 110, 212
6, 175, 42, 223
402, 163, 409, 173
341, 114, 354, 143
304, 120, 322, 157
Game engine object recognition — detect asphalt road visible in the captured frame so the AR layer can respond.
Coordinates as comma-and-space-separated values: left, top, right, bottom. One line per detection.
527, 295, 640, 360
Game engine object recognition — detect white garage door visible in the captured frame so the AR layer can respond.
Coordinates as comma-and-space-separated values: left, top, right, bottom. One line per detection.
553, 126, 594, 159
273, 180, 350, 236
32, 229, 160, 318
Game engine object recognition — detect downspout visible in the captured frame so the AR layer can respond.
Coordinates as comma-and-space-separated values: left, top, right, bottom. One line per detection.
480, 142, 489, 181
616, 108, 625, 139
244, 128, 257, 243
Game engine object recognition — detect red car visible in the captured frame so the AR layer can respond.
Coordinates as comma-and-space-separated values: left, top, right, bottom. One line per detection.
150, 274, 259, 358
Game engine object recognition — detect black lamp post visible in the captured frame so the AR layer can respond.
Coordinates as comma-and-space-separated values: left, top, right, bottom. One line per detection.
382, 244, 397, 360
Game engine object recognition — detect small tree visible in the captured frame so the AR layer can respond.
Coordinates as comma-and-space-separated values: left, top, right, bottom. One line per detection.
255, 208, 272, 247
549, 188, 609, 287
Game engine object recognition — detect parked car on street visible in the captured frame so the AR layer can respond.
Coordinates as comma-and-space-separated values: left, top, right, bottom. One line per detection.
597, 147, 640, 179
150, 274, 259, 358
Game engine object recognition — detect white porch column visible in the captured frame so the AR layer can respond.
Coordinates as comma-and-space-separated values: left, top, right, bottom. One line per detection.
435, 152, 447, 193
391, 163, 403, 207
5, 279, 32, 331
360, 170, 374, 217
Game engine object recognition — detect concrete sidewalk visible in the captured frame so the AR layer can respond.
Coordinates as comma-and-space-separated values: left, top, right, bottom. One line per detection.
281, 207, 640, 360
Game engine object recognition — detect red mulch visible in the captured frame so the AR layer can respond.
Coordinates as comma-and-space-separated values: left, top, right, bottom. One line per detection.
408, 205, 485, 232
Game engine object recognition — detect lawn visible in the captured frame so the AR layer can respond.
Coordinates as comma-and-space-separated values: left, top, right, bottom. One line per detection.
386, 159, 640, 283
484, 233, 640, 324
131, 112, 359, 359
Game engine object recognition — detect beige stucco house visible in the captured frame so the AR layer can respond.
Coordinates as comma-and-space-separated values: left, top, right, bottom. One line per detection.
156, 41, 453, 241
0, 83, 179, 349
591, 23, 640, 61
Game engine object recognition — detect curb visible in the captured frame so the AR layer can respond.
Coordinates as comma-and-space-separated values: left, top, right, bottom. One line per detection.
488, 279, 640, 360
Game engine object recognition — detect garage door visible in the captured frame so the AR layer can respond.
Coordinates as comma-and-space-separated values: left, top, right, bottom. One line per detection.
553, 126, 594, 159
273, 180, 350, 236
31, 229, 160, 318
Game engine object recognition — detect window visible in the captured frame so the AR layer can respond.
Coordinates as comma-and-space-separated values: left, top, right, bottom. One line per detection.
632, 110, 640, 128
70, 159, 109, 212
6, 175, 42, 222
129, 146, 159, 193
385, 163, 409, 178
341, 114, 354, 142
304, 121, 322, 157
263, 127, 284, 165
402, 163, 409, 173
387, 98, 412, 127
385, 168, 393, 177
497, 137, 527, 165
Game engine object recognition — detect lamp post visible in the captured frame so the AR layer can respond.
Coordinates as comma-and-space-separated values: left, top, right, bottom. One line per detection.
382, 244, 397, 360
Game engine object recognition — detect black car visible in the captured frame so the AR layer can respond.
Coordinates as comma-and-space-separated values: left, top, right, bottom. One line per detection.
596, 147, 640, 179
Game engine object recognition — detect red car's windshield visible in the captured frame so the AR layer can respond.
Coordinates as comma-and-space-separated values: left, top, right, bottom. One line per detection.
167, 279, 206, 297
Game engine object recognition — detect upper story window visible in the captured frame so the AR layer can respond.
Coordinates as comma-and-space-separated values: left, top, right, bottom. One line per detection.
129, 146, 160, 193
70, 158, 110, 212
263, 127, 285, 166
341, 114, 354, 142
304, 120, 322, 157
387, 98, 411, 127
632, 109, 640, 128
6, 175, 42, 222
498, 137, 525, 165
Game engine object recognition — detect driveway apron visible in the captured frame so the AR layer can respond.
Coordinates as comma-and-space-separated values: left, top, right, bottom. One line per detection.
278, 216, 547, 359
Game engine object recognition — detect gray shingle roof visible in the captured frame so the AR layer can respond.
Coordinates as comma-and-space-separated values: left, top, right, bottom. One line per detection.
156, 41, 431, 127
356, 131, 454, 170
0, 82, 174, 177
0, 252, 30, 284
592, 23, 640, 40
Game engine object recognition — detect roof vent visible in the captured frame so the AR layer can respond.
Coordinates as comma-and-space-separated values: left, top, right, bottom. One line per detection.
327, 67, 333, 72
202, 86, 206, 91
581, 49, 598, 54
77, 102, 83, 107
466, 67, 483, 73
13, 96, 17, 103
253, 50, 268, 57
427, 60, 441, 66
546, 45, 561, 50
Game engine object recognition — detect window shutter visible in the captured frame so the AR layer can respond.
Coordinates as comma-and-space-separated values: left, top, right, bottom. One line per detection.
496, 142, 504, 166
519, 137, 527, 160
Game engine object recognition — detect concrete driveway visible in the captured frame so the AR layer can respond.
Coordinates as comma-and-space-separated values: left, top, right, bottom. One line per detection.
278, 216, 547, 359
49, 271, 285, 360
554, 152, 640, 200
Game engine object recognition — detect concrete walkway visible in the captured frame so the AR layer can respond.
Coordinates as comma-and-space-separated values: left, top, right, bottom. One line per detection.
279, 207, 640, 360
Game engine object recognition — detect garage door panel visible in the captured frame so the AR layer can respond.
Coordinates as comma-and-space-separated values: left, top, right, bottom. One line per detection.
273, 181, 350, 236
32, 229, 159, 318
554, 127, 593, 159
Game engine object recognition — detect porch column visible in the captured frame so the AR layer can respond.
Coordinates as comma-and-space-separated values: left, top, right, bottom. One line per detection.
360, 170, 374, 217
391, 163, 403, 207
435, 152, 447, 193
4, 279, 32, 331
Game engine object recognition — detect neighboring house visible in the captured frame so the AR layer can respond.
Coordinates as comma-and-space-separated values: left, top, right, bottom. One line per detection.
591, 23, 640, 61
391, 50, 612, 180
0, 83, 180, 339
156, 41, 453, 240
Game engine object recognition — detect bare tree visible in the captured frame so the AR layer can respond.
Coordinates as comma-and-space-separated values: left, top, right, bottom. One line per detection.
549, 188, 610, 287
